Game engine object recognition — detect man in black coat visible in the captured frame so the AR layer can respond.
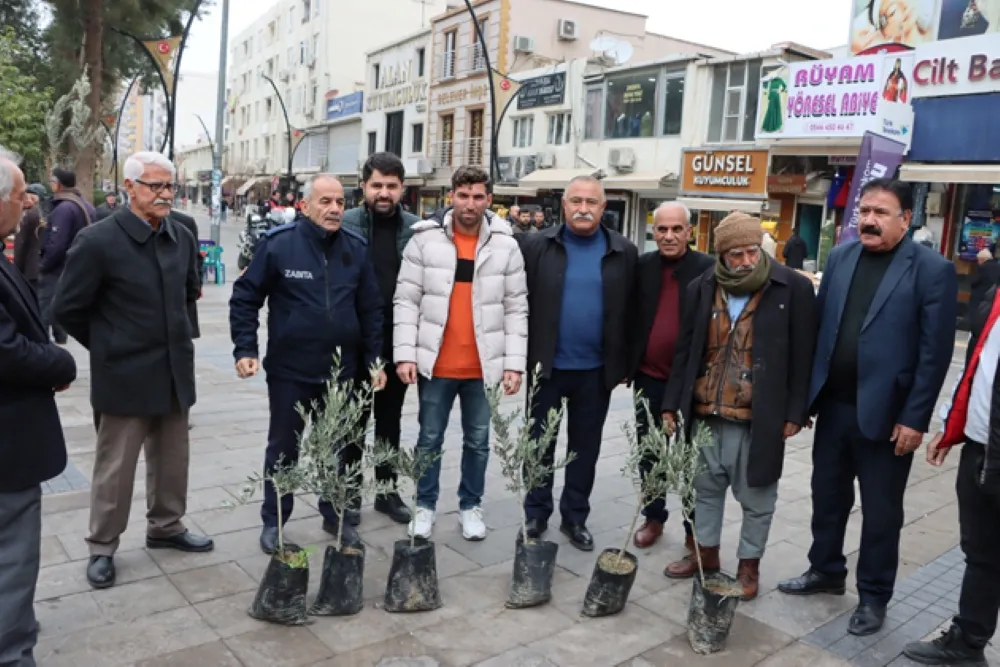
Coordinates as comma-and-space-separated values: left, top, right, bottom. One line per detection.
13, 183, 47, 289
629, 202, 713, 551
0, 146, 77, 666
782, 227, 808, 269
661, 212, 817, 601
54, 151, 213, 591
169, 210, 203, 339
94, 192, 120, 221
968, 248, 1000, 325
517, 175, 639, 551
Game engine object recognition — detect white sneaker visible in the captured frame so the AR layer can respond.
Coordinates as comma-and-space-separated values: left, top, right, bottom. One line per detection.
408, 507, 435, 539
460, 506, 487, 541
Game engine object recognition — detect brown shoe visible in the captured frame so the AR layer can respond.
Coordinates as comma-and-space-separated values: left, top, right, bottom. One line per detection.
737, 558, 760, 601
664, 544, 720, 579
633, 520, 663, 548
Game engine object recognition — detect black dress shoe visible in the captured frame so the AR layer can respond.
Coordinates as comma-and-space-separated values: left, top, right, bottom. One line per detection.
259, 526, 302, 555
560, 523, 594, 551
777, 569, 847, 596
374, 493, 412, 524
848, 603, 886, 636
323, 518, 360, 546
146, 530, 215, 553
903, 625, 988, 666
86, 555, 115, 589
524, 518, 548, 540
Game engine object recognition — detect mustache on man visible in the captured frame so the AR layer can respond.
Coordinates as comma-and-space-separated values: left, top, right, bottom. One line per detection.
573, 212, 595, 222
860, 224, 882, 236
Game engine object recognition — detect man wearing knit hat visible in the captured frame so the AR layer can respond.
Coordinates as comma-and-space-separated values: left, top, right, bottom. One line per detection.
661, 212, 817, 601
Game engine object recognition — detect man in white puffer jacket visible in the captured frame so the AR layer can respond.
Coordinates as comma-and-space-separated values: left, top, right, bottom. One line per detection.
394, 165, 528, 541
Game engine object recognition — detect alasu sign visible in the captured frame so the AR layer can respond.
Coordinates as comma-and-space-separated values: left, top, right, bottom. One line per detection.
326, 91, 363, 121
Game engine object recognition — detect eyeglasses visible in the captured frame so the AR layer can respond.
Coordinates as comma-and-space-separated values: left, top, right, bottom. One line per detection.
135, 180, 178, 195
858, 206, 902, 219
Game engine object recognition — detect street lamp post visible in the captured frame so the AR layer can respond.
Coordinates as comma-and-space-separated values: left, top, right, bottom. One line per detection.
260, 73, 296, 186
464, 0, 500, 181
210, 0, 229, 244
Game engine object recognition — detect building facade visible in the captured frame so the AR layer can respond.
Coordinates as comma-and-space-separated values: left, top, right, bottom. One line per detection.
423, 0, 730, 215
225, 0, 449, 192
175, 142, 215, 206
360, 29, 434, 211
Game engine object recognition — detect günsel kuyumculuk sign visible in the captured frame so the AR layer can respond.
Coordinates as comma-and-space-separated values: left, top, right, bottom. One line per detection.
756, 52, 915, 148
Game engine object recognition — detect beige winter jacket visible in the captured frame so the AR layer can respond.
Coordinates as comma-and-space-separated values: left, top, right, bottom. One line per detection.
393, 209, 529, 385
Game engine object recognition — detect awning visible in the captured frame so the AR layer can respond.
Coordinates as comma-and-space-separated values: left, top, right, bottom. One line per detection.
519, 168, 601, 190
600, 172, 676, 192
404, 177, 426, 187
676, 197, 764, 214
899, 164, 1000, 184
494, 185, 538, 197
237, 177, 269, 196
221, 176, 244, 188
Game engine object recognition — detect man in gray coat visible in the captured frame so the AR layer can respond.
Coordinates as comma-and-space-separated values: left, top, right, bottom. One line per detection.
54, 151, 213, 591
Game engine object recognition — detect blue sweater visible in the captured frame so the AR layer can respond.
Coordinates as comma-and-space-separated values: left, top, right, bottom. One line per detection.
553, 226, 606, 370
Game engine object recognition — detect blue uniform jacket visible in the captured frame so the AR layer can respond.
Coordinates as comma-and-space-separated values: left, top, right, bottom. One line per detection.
229, 216, 383, 384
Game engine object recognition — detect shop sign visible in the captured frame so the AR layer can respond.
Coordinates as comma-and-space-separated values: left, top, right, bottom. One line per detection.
436, 84, 489, 108
366, 57, 429, 112
326, 91, 363, 121
829, 155, 857, 165
517, 72, 566, 110
679, 148, 770, 198
755, 53, 914, 141
767, 174, 808, 195
911, 33, 1000, 98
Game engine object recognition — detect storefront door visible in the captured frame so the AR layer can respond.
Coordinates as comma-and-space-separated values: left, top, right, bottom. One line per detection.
796, 203, 823, 259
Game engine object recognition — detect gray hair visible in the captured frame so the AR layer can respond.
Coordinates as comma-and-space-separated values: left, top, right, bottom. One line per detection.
565, 175, 605, 201
123, 151, 176, 182
0, 143, 23, 200
302, 173, 341, 199
654, 201, 692, 225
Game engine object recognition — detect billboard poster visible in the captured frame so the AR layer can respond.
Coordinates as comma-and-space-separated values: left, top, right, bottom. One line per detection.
936, 0, 1000, 40
957, 213, 1000, 260
755, 53, 914, 142
849, 0, 941, 54
838, 131, 908, 246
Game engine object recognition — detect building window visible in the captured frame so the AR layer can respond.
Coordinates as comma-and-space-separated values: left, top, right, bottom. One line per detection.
547, 112, 571, 145
287, 47, 294, 68
472, 17, 488, 71
313, 0, 320, 17
662, 73, 685, 136
412, 123, 424, 153
312, 34, 319, 62
288, 6, 295, 31
512, 116, 534, 148
707, 60, 761, 143
584, 87, 602, 140
302, 0, 311, 20
605, 70, 657, 138
441, 30, 457, 79
417, 48, 426, 77
367, 132, 377, 156
300, 41, 306, 64
373, 63, 381, 89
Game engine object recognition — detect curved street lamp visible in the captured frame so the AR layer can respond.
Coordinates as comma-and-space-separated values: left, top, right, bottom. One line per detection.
260, 73, 296, 184
464, 0, 500, 181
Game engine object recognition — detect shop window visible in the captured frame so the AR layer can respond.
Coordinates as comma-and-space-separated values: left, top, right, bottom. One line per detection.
584, 87, 602, 140
662, 74, 684, 136
605, 71, 657, 138
707, 60, 761, 143
512, 116, 534, 148
547, 113, 571, 145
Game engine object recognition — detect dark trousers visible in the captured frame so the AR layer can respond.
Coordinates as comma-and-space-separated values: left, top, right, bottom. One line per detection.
524, 368, 612, 526
341, 361, 408, 488
633, 372, 693, 535
808, 399, 913, 606
955, 440, 1000, 648
0, 485, 41, 667
261, 379, 337, 527
37, 273, 66, 344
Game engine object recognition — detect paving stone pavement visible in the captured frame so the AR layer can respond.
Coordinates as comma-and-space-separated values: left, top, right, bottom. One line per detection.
31, 217, 977, 666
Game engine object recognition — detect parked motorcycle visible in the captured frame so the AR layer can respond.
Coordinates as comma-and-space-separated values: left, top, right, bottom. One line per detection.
238, 208, 295, 270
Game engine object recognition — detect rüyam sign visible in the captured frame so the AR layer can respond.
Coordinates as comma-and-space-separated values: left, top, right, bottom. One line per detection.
679, 148, 770, 199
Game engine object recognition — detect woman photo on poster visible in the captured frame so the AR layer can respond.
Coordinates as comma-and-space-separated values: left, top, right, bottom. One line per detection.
882, 58, 910, 103
850, 0, 937, 53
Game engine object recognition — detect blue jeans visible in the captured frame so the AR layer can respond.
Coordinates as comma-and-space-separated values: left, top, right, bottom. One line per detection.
415, 377, 490, 511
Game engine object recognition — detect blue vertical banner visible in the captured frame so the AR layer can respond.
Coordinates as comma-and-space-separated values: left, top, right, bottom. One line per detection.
838, 131, 907, 246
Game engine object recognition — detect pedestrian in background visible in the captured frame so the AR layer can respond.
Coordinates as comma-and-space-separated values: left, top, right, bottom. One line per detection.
54, 151, 212, 590
13, 183, 47, 290
39, 168, 93, 344
0, 144, 77, 667
968, 248, 1000, 323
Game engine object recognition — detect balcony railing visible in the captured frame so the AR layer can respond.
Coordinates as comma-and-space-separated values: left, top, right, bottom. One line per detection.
431, 138, 487, 169
435, 45, 490, 81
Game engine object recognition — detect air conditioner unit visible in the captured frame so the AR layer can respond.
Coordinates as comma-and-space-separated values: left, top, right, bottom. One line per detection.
278, 70, 290, 82
608, 147, 635, 172
514, 36, 535, 53
416, 157, 433, 174
536, 151, 555, 169
307, 55, 316, 68
304, 107, 314, 118
557, 19, 578, 41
